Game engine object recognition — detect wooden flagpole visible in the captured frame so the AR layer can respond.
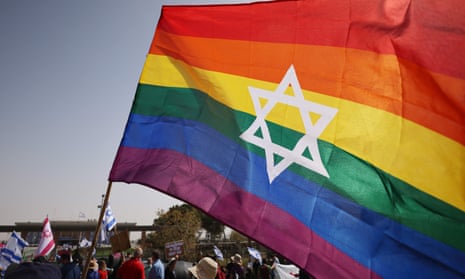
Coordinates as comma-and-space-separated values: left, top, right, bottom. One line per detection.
80, 181, 113, 279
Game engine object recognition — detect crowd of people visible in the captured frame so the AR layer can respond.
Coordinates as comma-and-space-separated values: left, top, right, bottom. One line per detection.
1, 248, 209, 279
1, 247, 313, 279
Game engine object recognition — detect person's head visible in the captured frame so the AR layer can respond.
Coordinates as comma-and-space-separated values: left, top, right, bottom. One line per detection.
188, 257, 218, 279
133, 247, 143, 259
98, 260, 107, 270
61, 253, 71, 264
231, 254, 242, 265
151, 249, 161, 261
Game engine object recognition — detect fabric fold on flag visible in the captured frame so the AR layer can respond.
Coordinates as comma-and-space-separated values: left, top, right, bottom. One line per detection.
34, 217, 55, 258
213, 245, 223, 261
275, 264, 299, 279
79, 237, 91, 248
247, 247, 262, 265
103, 205, 117, 232
0, 231, 29, 270
110, 1, 465, 278
100, 204, 117, 243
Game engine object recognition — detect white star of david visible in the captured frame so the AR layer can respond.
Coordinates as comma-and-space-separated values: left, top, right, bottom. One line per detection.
240, 65, 338, 183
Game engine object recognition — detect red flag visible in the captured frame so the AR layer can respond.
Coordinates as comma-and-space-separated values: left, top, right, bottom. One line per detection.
34, 217, 55, 258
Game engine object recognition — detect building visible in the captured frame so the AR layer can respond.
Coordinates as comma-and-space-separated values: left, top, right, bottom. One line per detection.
0, 220, 153, 246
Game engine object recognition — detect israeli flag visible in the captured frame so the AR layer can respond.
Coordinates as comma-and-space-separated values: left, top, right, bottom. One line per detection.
247, 247, 262, 265
103, 205, 117, 231
0, 231, 29, 270
213, 245, 224, 260
80, 237, 92, 248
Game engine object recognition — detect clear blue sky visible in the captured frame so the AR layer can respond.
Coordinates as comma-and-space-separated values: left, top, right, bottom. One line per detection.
0, 0, 265, 239
0, 0, 172, 231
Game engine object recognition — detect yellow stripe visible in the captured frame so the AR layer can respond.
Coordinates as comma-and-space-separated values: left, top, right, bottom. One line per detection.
140, 54, 465, 211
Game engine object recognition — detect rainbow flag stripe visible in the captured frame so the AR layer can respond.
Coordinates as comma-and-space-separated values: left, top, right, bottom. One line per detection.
110, 1, 465, 278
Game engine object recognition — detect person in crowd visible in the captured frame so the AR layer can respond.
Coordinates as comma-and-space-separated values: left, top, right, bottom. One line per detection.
145, 258, 153, 279
87, 260, 100, 279
164, 257, 178, 279
188, 257, 218, 279
251, 257, 260, 279
61, 253, 81, 279
268, 255, 279, 279
108, 252, 122, 279
257, 261, 271, 279
213, 256, 225, 279
117, 247, 145, 279
73, 249, 84, 272
226, 254, 244, 279
148, 249, 164, 279
5, 261, 61, 279
98, 259, 109, 279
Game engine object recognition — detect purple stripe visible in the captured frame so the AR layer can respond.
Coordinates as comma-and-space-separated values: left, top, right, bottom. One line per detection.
110, 146, 381, 279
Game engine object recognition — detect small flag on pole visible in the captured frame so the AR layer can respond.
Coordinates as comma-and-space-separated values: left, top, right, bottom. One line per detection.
79, 237, 92, 248
0, 231, 29, 270
213, 245, 223, 261
102, 205, 116, 231
35, 217, 55, 258
247, 247, 262, 265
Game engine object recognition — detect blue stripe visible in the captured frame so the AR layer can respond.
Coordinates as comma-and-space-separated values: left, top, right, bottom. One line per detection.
103, 207, 116, 231
12, 231, 28, 248
1, 249, 22, 264
121, 114, 465, 278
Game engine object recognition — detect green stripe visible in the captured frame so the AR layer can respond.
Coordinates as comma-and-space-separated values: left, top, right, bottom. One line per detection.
133, 83, 465, 252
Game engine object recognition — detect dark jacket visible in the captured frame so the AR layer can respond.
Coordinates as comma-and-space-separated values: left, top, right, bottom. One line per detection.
61, 263, 81, 279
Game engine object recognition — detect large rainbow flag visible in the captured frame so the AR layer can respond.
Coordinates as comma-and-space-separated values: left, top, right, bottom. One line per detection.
110, 1, 465, 278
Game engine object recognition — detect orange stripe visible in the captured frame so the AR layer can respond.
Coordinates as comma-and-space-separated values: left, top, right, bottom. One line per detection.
150, 30, 465, 145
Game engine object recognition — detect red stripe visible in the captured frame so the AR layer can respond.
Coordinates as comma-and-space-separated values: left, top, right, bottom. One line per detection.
110, 146, 381, 279
38, 240, 55, 256
160, 0, 465, 79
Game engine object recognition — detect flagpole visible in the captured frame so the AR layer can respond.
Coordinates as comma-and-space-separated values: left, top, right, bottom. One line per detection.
80, 181, 113, 279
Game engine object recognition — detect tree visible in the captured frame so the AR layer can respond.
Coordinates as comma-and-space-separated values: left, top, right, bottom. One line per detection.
199, 212, 225, 240
146, 204, 201, 261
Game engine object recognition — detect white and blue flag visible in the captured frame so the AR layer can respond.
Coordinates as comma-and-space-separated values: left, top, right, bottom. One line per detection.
0, 231, 29, 270
213, 245, 224, 260
79, 237, 92, 248
103, 204, 117, 231
247, 247, 262, 265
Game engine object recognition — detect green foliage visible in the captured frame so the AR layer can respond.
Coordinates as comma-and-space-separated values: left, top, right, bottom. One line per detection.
146, 204, 201, 261
199, 212, 225, 240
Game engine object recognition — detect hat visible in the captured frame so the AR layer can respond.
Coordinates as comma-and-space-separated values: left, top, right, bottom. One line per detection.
168, 257, 177, 265
188, 257, 218, 279
231, 254, 242, 264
